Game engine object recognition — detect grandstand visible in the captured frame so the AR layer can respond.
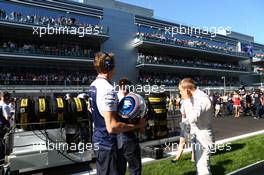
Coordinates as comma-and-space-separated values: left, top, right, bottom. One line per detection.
0, 0, 107, 95
133, 16, 260, 88
0, 0, 264, 95
1, 0, 264, 174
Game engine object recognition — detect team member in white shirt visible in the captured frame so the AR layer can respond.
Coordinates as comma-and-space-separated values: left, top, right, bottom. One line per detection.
0, 91, 11, 175
178, 78, 214, 175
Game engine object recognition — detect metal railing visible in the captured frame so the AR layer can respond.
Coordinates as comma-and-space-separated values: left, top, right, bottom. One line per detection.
136, 60, 249, 72
0, 16, 109, 36
135, 35, 248, 57
0, 48, 94, 60
0, 80, 92, 86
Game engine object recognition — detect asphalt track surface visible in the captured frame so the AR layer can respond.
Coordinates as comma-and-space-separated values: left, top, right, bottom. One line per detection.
212, 114, 264, 140
19, 115, 264, 175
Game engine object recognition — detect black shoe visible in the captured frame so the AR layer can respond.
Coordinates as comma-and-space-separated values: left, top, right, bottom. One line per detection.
171, 159, 177, 163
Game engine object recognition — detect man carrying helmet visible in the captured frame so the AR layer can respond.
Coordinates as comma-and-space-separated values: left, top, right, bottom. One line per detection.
88, 52, 146, 175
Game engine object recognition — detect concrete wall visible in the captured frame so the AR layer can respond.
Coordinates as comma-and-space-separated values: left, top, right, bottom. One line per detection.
239, 59, 253, 85
228, 31, 255, 43
101, 8, 138, 84
83, 0, 153, 17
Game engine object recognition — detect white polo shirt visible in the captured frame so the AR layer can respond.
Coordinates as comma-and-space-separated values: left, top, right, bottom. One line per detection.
90, 78, 118, 116
0, 101, 11, 120
180, 99, 191, 123
185, 89, 214, 148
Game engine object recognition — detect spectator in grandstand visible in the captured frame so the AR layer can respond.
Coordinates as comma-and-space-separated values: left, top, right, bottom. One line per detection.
0, 40, 95, 58
136, 32, 246, 56
138, 72, 238, 87
137, 53, 246, 71
178, 78, 214, 175
0, 71, 96, 86
232, 91, 241, 118
1, 9, 104, 34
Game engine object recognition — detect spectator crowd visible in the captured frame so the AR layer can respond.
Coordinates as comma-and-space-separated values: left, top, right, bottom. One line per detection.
254, 53, 264, 59
138, 72, 238, 86
0, 8, 105, 33
137, 53, 248, 71
166, 88, 264, 120
136, 32, 247, 57
209, 90, 264, 120
0, 71, 96, 85
0, 41, 95, 58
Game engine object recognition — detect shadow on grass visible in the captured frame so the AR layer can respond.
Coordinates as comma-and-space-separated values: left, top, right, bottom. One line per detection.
212, 143, 246, 156
211, 159, 233, 175
183, 170, 196, 175
183, 159, 233, 175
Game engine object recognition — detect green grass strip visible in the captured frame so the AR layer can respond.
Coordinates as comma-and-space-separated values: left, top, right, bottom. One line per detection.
142, 134, 264, 175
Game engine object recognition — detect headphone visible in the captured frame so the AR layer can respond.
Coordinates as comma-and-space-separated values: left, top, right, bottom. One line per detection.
103, 52, 115, 72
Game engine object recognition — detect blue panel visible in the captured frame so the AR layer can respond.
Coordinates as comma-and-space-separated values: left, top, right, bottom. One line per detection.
101, 8, 138, 83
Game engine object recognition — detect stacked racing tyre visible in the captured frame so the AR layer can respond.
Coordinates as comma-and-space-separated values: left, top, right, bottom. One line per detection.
147, 93, 168, 139
67, 97, 88, 123
66, 97, 91, 152
50, 97, 69, 128
16, 97, 34, 130
34, 96, 51, 129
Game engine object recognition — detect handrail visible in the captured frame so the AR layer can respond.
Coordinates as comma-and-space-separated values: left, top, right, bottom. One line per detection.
135, 35, 248, 57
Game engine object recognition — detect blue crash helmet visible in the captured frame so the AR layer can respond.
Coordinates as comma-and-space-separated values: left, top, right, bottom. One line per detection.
118, 92, 148, 120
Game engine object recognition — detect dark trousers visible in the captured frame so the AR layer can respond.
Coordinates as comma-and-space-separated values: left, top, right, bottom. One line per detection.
0, 125, 6, 165
226, 102, 233, 115
254, 104, 263, 118
96, 149, 120, 175
0, 125, 6, 175
118, 141, 142, 175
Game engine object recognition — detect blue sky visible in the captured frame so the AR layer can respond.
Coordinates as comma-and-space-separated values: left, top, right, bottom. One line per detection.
118, 0, 264, 44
